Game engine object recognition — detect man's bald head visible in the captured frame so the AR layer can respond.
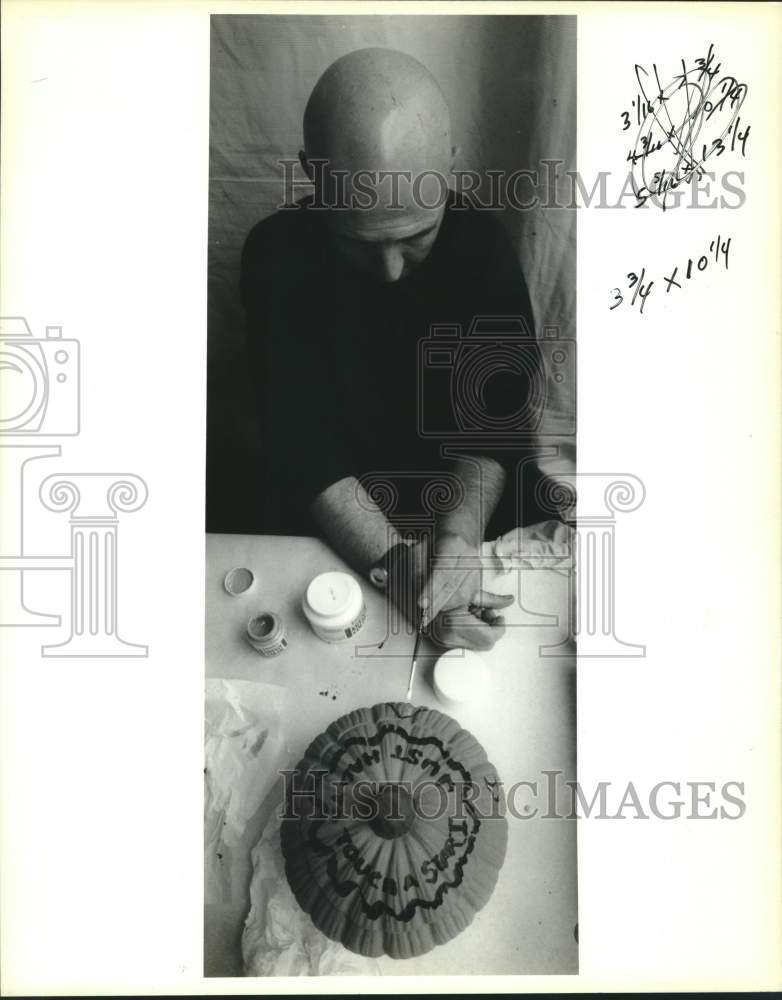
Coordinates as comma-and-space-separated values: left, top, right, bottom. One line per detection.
303, 47, 452, 177
299, 48, 456, 282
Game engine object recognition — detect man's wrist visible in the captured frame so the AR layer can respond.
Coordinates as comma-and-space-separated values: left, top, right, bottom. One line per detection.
368, 536, 428, 621
368, 540, 412, 591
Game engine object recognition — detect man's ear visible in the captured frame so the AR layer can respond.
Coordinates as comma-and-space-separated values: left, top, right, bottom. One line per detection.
299, 149, 314, 182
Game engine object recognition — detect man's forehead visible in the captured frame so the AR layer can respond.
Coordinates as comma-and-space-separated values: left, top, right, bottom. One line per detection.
327, 204, 445, 242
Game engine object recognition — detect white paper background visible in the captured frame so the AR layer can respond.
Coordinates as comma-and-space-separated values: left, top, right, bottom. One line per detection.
1, 0, 780, 994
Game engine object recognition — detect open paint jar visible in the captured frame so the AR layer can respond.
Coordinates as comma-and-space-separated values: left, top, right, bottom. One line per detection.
246, 611, 288, 657
433, 648, 486, 708
302, 571, 366, 643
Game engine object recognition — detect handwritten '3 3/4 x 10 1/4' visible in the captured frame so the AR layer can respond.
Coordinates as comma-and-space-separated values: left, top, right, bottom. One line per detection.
609, 235, 731, 316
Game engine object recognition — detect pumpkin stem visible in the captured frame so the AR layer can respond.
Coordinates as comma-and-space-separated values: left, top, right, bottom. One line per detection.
368, 782, 416, 839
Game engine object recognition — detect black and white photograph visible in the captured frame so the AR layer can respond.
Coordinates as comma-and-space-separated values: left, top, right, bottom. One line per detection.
205, 12, 577, 978
2, 1, 780, 995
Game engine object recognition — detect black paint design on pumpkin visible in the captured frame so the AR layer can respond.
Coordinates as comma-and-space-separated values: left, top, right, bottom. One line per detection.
303, 810, 480, 922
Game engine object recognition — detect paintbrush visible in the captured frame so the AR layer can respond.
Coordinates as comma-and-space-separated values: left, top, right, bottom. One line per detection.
406, 621, 423, 701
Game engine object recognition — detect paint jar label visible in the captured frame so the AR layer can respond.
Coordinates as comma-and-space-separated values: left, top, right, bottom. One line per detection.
344, 604, 367, 638
253, 636, 287, 657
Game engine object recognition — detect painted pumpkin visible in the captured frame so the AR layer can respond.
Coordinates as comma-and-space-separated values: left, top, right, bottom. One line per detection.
280, 702, 508, 959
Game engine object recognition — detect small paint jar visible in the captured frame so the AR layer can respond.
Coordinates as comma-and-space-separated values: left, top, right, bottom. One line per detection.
433, 648, 486, 708
246, 611, 288, 657
302, 571, 367, 643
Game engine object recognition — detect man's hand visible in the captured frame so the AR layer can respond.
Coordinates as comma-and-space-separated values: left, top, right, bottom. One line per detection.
418, 531, 512, 626
430, 593, 514, 651
386, 537, 428, 624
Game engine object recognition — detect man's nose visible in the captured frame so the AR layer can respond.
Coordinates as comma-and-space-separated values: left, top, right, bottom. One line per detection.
376, 245, 405, 282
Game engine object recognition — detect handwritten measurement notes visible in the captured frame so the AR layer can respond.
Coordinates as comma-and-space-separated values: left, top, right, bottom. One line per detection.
610, 234, 731, 315
620, 44, 750, 210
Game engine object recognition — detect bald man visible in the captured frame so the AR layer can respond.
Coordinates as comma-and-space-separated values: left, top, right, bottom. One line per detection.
238, 48, 543, 650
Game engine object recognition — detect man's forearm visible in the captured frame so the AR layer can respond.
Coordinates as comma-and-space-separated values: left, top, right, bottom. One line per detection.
438, 456, 506, 546
309, 476, 395, 576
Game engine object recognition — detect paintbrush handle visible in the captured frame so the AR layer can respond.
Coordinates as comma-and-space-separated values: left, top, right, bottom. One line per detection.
406, 627, 422, 700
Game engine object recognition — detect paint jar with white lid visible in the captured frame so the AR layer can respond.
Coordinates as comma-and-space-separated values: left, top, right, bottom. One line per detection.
302, 571, 367, 643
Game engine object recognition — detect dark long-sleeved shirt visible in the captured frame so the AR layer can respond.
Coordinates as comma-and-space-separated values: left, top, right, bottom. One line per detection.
233, 190, 543, 536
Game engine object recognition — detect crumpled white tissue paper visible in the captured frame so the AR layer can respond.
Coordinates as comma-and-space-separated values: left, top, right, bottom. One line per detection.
491, 519, 574, 574
204, 678, 287, 906
242, 810, 381, 977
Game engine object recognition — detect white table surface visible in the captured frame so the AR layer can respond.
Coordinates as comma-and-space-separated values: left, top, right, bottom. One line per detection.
205, 532, 578, 977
